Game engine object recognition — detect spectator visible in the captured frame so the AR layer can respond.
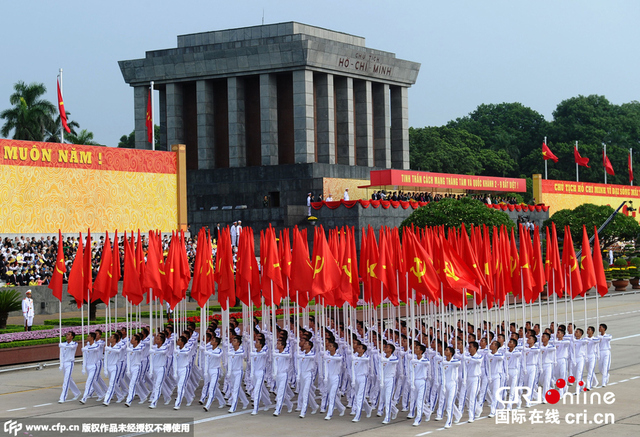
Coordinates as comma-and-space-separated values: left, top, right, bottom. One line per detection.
343, 188, 349, 201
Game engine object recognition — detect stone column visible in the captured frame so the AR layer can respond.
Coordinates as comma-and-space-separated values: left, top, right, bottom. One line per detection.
292, 70, 315, 163
228, 77, 246, 167
260, 74, 278, 166
166, 83, 184, 148
196, 80, 215, 169
354, 80, 373, 167
335, 76, 355, 166
315, 73, 335, 164
372, 82, 391, 168
134, 85, 151, 150
158, 88, 167, 151
391, 86, 410, 169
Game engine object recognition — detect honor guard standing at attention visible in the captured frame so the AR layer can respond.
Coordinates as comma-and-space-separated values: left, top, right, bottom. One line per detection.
22, 290, 34, 331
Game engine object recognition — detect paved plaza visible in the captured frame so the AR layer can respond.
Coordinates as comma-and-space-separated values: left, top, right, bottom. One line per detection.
1, 291, 639, 437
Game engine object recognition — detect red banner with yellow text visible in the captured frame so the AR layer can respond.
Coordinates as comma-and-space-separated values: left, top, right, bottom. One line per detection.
368, 169, 526, 192
0, 139, 178, 233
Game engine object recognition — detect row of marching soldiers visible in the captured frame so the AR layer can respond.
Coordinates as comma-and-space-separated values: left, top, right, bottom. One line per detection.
58, 315, 612, 429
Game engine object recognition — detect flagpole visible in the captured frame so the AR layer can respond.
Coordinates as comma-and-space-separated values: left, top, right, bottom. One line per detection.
150, 81, 155, 151
604, 143, 607, 185
59, 68, 64, 144
631, 148, 634, 186
576, 141, 580, 183
544, 136, 548, 180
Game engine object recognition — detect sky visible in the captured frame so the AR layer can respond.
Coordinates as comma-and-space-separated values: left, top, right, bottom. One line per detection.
2, 0, 639, 147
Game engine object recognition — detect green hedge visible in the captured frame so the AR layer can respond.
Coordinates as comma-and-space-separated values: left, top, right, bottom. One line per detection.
44, 317, 127, 326
0, 337, 61, 349
0, 325, 48, 334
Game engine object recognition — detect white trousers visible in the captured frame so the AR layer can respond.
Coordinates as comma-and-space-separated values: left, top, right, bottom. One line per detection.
205, 368, 226, 410
274, 371, 292, 415
585, 355, 598, 390
352, 375, 371, 421
149, 366, 170, 408
411, 379, 428, 425
103, 366, 120, 405
324, 375, 345, 419
59, 361, 80, 402
463, 376, 480, 421
81, 364, 104, 402
599, 351, 611, 386
229, 370, 248, 412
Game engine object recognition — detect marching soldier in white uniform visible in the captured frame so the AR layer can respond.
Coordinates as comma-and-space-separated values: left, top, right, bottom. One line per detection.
598, 324, 612, 387
58, 331, 80, 403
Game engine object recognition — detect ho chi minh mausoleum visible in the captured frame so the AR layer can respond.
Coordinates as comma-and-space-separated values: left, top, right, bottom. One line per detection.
119, 22, 421, 235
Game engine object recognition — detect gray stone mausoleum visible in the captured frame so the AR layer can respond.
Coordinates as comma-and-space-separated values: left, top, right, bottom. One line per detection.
119, 22, 421, 235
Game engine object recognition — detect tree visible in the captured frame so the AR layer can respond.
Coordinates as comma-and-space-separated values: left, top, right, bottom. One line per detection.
543, 203, 640, 249
478, 148, 517, 177
66, 129, 102, 146
118, 126, 160, 149
0, 289, 22, 329
551, 95, 616, 145
44, 113, 80, 143
410, 126, 484, 175
400, 197, 514, 233
447, 102, 549, 170
0, 81, 56, 141
118, 131, 135, 148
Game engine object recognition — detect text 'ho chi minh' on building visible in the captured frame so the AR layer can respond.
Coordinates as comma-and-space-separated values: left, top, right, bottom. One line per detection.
119, 22, 420, 236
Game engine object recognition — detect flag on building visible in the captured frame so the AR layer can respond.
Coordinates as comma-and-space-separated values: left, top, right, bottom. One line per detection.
146, 89, 153, 143
574, 146, 590, 168
57, 79, 71, 134
542, 142, 559, 163
603, 150, 615, 176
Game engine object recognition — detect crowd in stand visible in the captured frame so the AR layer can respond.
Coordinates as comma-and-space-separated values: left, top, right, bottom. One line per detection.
368, 191, 530, 205
0, 234, 201, 288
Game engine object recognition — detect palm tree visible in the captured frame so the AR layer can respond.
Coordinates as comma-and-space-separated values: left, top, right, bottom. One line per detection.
66, 128, 102, 146
45, 113, 80, 143
0, 81, 56, 141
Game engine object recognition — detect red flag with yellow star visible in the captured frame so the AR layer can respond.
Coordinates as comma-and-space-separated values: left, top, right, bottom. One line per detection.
67, 233, 85, 308
146, 89, 153, 143
93, 231, 112, 303
289, 227, 312, 307
542, 142, 558, 163
262, 226, 284, 306
48, 230, 65, 302
592, 226, 609, 297
309, 226, 341, 300
562, 226, 584, 298
580, 225, 597, 295
57, 79, 71, 134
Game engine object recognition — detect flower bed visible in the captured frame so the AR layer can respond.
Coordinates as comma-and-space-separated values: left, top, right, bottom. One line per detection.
0, 321, 146, 343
